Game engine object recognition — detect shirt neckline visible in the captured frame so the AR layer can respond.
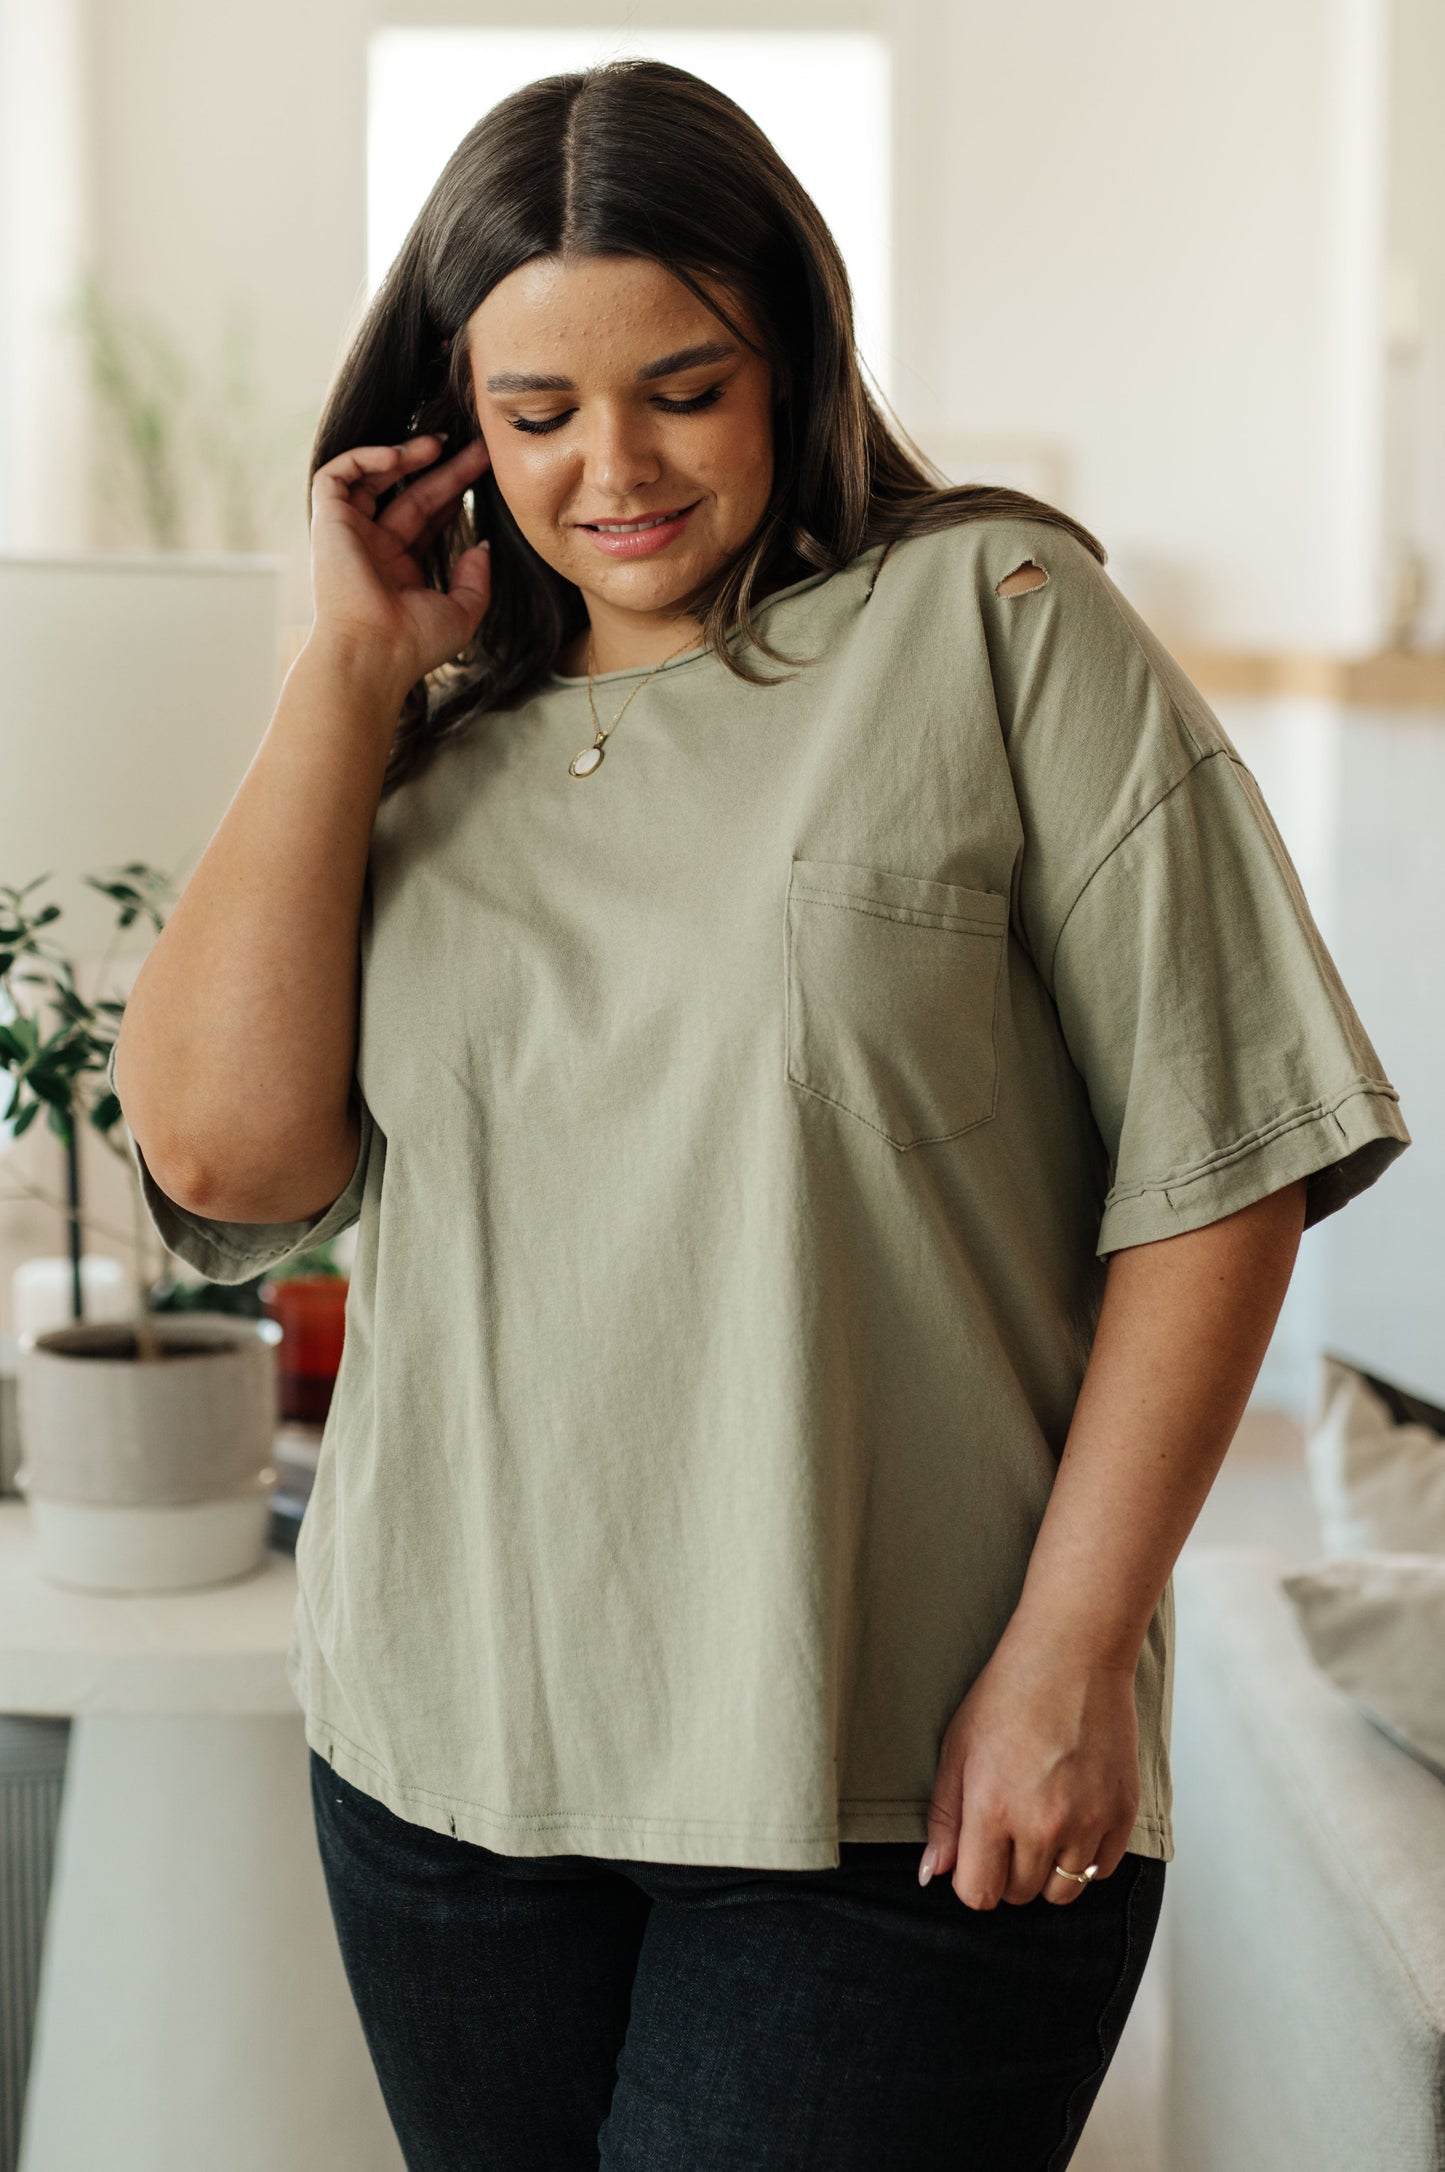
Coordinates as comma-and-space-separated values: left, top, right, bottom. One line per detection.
544, 555, 861, 688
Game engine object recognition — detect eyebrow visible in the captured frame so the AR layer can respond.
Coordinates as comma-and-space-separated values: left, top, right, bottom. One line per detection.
484, 341, 738, 396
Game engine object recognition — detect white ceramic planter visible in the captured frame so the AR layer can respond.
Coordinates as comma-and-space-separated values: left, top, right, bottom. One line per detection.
14, 1312, 282, 1594
24, 1488, 276, 1593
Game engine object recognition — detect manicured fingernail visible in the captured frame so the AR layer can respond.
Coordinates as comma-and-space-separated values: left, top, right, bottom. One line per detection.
918, 1844, 940, 1887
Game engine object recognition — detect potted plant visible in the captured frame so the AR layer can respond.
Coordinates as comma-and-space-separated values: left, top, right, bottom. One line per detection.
2, 865, 285, 1593
260, 1243, 350, 1425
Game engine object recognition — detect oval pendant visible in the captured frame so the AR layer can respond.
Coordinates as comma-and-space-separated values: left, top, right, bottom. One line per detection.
569, 744, 604, 778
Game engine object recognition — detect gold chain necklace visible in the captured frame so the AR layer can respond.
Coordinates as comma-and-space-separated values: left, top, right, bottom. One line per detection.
567, 627, 702, 778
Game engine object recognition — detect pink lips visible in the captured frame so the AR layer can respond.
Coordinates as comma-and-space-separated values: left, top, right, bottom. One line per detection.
579, 502, 700, 559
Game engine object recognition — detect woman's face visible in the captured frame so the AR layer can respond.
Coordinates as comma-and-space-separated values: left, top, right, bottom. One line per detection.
463, 254, 777, 647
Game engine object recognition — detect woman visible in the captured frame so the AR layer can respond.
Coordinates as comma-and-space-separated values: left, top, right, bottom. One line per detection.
112, 56, 1409, 2172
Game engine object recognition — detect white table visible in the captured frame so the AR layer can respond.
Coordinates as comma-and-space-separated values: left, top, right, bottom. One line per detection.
0, 1496, 404, 2172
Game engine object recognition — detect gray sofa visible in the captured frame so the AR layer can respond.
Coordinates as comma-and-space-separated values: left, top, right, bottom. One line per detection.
1164, 1545, 1445, 2171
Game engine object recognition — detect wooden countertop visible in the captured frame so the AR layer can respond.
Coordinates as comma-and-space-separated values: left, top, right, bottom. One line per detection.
1159, 646, 1445, 707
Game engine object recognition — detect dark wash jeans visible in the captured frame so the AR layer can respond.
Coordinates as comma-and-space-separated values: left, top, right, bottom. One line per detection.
309, 1746, 1165, 2172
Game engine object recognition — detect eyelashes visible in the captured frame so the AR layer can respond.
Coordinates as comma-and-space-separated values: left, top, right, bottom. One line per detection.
507, 386, 725, 437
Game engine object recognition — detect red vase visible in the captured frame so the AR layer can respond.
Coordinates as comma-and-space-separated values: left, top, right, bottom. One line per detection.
263, 1275, 349, 1423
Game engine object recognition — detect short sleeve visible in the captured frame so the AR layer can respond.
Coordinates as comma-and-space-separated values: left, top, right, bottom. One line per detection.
1048, 746, 1410, 1256
106, 1039, 375, 1287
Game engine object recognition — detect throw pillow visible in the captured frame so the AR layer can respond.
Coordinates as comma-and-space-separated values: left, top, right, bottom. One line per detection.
1303, 1353, 1445, 1558
1280, 1553, 1445, 1783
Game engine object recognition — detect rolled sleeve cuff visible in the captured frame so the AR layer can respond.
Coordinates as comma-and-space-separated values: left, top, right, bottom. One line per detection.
108, 1037, 373, 1287
1095, 1080, 1411, 1258
128, 1118, 371, 1286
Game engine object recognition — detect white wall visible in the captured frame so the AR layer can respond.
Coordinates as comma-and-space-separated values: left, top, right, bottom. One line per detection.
1383, 0, 1445, 647
1317, 711, 1444, 1403
897, 0, 1390, 650
0, 0, 93, 549
80, 0, 369, 622
1219, 697, 1442, 1414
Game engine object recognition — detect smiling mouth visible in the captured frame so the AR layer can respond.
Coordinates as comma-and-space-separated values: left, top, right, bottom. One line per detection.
577, 502, 700, 532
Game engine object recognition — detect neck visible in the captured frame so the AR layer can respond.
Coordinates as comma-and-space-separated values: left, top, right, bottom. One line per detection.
561, 618, 703, 679
559, 550, 814, 677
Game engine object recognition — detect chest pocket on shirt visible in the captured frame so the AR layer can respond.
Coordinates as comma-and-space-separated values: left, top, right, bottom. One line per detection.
785, 856, 1008, 1150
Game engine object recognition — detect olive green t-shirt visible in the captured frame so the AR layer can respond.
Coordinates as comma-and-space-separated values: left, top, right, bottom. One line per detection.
114, 517, 1410, 1869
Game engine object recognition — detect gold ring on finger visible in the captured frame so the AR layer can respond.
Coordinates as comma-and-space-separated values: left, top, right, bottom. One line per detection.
1050, 1860, 1100, 1887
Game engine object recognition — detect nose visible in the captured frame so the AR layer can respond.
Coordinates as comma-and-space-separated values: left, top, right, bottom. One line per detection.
574, 403, 666, 502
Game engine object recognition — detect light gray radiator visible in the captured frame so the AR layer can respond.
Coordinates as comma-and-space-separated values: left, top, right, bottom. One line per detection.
0, 1719, 69, 2172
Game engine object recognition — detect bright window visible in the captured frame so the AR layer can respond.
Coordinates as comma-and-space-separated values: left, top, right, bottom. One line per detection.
367, 27, 892, 396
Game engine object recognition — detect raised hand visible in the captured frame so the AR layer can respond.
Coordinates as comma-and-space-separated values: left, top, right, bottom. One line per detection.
308, 430, 496, 687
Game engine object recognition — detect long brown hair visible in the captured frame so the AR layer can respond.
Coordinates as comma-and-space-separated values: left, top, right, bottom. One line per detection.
309, 57, 1106, 800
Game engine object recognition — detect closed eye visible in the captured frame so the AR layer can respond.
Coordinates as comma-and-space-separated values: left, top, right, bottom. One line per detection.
508, 386, 725, 436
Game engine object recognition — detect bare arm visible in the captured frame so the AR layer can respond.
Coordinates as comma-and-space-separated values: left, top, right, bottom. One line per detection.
923, 1173, 1309, 1907
1006, 1171, 1310, 1664
114, 640, 411, 1222
113, 426, 494, 1224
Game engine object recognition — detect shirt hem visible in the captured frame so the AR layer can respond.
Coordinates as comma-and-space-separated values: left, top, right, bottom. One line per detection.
1096, 1080, 1409, 1257
301, 1711, 1173, 1869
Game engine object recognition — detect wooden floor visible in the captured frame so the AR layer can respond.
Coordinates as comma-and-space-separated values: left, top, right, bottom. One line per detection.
1069, 1405, 1320, 2172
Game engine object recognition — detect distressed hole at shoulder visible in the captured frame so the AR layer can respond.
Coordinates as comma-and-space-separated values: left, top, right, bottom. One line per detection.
994, 558, 1050, 598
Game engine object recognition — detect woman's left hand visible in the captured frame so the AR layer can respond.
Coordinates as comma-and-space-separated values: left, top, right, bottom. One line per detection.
918, 1617, 1142, 1908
